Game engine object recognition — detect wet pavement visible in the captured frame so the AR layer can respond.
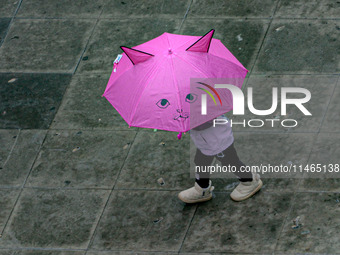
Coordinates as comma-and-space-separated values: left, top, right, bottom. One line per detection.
0, 0, 339, 254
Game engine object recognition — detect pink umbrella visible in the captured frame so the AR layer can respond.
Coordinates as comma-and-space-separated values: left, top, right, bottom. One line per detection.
103, 29, 248, 138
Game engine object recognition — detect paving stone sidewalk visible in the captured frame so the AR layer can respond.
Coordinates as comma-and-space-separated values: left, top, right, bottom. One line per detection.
0, 0, 339, 254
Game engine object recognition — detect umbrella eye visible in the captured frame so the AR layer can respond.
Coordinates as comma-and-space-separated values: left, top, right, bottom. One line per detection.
156, 99, 170, 109
185, 93, 197, 103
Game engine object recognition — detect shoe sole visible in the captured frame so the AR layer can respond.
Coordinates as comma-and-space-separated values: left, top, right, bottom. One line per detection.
178, 193, 213, 204
230, 180, 263, 202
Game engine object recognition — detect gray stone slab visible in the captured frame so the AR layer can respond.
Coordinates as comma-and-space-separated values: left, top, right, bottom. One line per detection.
0, 250, 84, 255
76, 18, 182, 74
227, 75, 337, 133
181, 192, 292, 253
115, 131, 193, 190
254, 20, 340, 74
16, 0, 105, 18
0, 189, 20, 232
188, 0, 278, 18
0, 130, 46, 187
89, 190, 196, 252
51, 74, 136, 131
0, 188, 110, 249
0, 19, 95, 73
0, 73, 71, 129
275, 0, 340, 18
300, 133, 340, 192
0, 0, 19, 17
0, 18, 10, 43
25, 130, 136, 189
275, 192, 340, 253
180, 18, 270, 71
320, 79, 340, 132
101, 0, 190, 18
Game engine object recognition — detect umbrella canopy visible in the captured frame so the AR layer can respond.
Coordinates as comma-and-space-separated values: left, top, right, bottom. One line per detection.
103, 29, 248, 134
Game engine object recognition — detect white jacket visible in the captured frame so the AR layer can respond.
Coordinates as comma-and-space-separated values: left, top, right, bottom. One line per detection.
189, 115, 234, 156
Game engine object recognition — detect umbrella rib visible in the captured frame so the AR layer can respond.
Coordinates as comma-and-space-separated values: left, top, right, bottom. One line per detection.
174, 52, 210, 78
166, 33, 185, 132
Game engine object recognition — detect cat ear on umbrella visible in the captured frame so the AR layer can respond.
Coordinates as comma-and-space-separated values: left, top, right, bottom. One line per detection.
186, 29, 215, 53
120, 46, 154, 65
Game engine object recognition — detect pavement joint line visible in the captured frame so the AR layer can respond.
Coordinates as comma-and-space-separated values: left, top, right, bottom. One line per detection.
251, 72, 340, 75
273, 186, 299, 253
2, 129, 20, 168
178, 0, 193, 33
0, 70, 74, 74
178, 203, 198, 253
247, 0, 280, 77
72, 0, 106, 75
13, 16, 99, 20
317, 74, 340, 133
0, 247, 87, 252
2, 186, 335, 194
84, 131, 138, 254
0, 128, 48, 240
183, 16, 340, 21
0, 0, 23, 48
72, 19, 100, 74
247, 73, 340, 76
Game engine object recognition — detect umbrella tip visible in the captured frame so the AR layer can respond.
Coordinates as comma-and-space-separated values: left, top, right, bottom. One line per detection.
177, 132, 182, 140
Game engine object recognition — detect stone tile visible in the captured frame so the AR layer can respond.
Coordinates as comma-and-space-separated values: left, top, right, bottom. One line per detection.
51, 74, 136, 130
188, 0, 278, 18
76, 18, 182, 74
275, 0, 340, 18
228, 75, 337, 133
0, 19, 95, 72
180, 18, 270, 71
0, 74, 71, 129
300, 133, 340, 192
0, 250, 84, 255
0, 18, 11, 43
16, 0, 105, 18
0, 0, 19, 17
0, 188, 110, 249
101, 0, 190, 18
276, 192, 340, 254
320, 79, 340, 132
181, 192, 293, 253
26, 130, 136, 189
0, 189, 20, 232
254, 20, 340, 74
90, 190, 196, 251
0, 130, 46, 187
115, 131, 193, 190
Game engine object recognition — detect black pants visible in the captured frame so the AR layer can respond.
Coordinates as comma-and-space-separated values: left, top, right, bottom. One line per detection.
194, 143, 252, 188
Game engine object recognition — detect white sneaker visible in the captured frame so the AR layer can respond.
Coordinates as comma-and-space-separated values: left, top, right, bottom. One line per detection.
230, 173, 263, 202
178, 180, 215, 203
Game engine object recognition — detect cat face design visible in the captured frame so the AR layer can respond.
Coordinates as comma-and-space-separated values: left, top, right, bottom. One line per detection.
155, 93, 198, 121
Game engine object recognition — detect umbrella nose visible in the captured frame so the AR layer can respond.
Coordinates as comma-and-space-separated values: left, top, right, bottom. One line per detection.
168, 48, 172, 54
174, 109, 189, 121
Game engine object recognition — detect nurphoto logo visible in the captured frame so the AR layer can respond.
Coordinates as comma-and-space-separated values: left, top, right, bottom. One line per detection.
200, 83, 312, 128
